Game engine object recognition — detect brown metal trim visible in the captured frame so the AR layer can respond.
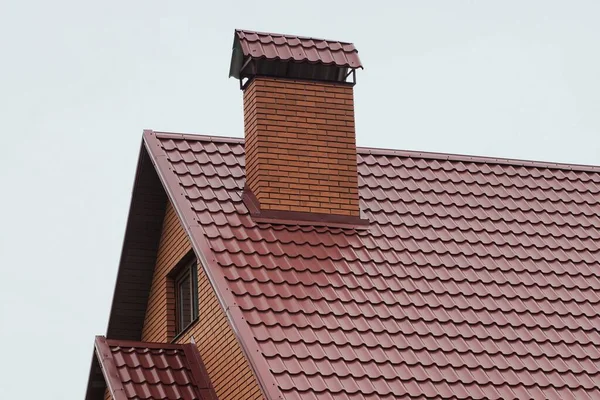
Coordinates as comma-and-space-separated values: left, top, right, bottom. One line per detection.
239, 56, 253, 76
358, 146, 600, 173
242, 187, 370, 230
242, 186, 261, 214
105, 337, 185, 350
153, 131, 244, 144
241, 74, 356, 91
143, 130, 285, 400
182, 344, 219, 400
94, 336, 128, 400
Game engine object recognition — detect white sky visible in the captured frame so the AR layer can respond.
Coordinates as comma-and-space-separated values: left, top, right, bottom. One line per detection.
1, 1, 599, 398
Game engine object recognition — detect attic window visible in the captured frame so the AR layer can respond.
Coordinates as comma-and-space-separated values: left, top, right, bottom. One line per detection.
175, 258, 198, 334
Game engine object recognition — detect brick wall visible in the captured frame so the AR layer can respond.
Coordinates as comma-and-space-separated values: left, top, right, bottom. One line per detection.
174, 270, 263, 400
244, 77, 360, 217
139, 201, 263, 399
141, 200, 190, 342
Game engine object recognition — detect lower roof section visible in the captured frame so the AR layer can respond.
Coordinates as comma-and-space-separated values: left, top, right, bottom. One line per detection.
93, 336, 217, 400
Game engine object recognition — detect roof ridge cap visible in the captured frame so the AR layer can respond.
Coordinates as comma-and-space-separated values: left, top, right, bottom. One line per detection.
104, 338, 186, 350
153, 131, 244, 144
150, 131, 600, 173
358, 146, 600, 173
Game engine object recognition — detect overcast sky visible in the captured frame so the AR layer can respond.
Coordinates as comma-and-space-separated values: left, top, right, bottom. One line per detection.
1, 1, 599, 398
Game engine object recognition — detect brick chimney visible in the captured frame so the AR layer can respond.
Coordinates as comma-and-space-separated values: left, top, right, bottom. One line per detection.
229, 30, 366, 227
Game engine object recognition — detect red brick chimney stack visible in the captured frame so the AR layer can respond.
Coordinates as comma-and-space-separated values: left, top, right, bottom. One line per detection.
229, 30, 366, 226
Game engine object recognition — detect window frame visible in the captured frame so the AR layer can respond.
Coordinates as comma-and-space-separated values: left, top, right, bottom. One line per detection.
173, 256, 199, 336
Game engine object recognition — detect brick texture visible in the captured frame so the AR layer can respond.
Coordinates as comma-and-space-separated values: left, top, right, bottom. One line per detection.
139, 201, 263, 400
243, 77, 360, 217
141, 201, 191, 342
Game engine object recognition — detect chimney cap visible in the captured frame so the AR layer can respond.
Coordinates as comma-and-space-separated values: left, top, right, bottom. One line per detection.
229, 29, 363, 85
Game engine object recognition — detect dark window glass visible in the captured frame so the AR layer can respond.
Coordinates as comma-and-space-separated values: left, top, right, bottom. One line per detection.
175, 259, 198, 334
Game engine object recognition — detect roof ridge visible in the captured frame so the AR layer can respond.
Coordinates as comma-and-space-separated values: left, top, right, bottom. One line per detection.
360, 146, 600, 173
104, 338, 186, 350
153, 131, 244, 144
152, 131, 600, 174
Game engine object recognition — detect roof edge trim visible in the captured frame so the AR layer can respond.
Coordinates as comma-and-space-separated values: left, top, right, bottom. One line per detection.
104, 338, 187, 350
242, 186, 369, 229
359, 146, 600, 173
94, 336, 128, 400
153, 131, 244, 143
142, 130, 284, 400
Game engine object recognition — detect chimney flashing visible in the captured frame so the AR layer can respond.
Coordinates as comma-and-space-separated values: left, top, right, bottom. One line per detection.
239, 73, 357, 91
242, 187, 369, 229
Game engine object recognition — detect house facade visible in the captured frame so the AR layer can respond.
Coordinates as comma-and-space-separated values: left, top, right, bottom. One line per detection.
86, 30, 600, 400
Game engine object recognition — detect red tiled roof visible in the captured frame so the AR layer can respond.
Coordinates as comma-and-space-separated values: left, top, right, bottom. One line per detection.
144, 130, 600, 399
235, 29, 363, 69
94, 336, 217, 400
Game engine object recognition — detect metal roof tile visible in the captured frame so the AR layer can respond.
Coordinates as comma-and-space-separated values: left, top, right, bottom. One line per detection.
93, 337, 217, 400
144, 131, 600, 399
234, 29, 363, 69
